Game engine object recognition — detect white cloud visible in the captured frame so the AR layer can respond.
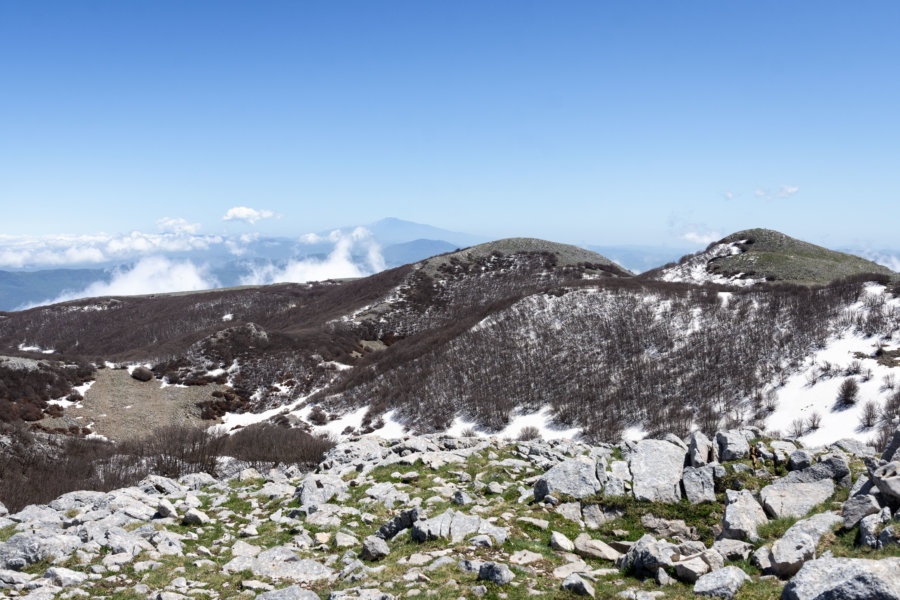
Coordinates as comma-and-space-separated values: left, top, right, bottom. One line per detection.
223, 206, 275, 224
157, 217, 201, 234
241, 228, 385, 285
682, 231, 722, 245
859, 250, 900, 273
723, 191, 735, 200
0, 231, 224, 268
753, 185, 800, 201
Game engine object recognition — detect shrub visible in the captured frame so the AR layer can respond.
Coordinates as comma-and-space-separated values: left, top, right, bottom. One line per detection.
517, 425, 541, 441
860, 400, 880, 429
789, 418, 806, 438
837, 378, 859, 406
806, 411, 822, 430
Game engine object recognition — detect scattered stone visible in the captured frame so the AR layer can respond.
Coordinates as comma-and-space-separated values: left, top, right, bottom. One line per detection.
477, 562, 514, 585
131, 366, 153, 382
257, 586, 321, 600
682, 466, 716, 504
689, 431, 715, 467
550, 530, 575, 552
770, 512, 843, 577
716, 431, 750, 462
561, 573, 595, 597
181, 508, 210, 526
517, 516, 549, 530
574, 533, 622, 561
693, 566, 750, 599
360, 536, 390, 562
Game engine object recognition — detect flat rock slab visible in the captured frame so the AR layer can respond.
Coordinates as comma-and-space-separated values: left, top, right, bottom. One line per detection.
760, 479, 834, 519
533, 458, 602, 501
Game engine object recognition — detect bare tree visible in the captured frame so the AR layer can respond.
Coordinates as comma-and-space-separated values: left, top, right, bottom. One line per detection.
807, 411, 822, 430
837, 378, 860, 406
860, 400, 880, 428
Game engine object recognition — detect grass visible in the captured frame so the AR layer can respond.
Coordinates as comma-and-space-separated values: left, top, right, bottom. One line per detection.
0, 524, 16, 542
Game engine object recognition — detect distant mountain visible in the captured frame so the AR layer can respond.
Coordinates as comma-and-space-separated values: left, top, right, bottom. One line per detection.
0, 269, 109, 311
364, 217, 487, 247
381, 239, 459, 268
647, 228, 896, 286
585, 245, 691, 274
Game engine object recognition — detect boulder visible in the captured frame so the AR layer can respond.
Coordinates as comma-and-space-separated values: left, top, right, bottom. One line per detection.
573, 533, 622, 561
789, 449, 814, 471
223, 547, 333, 583
693, 566, 750, 599
673, 555, 709, 583
181, 508, 210, 526
43, 567, 87, 587
550, 530, 575, 552
769, 512, 843, 577
561, 573, 595, 597
842, 494, 881, 530
711, 539, 753, 561
360, 536, 389, 562
720, 489, 767, 542
294, 475, 346, 509
410, 510, 507, 545
782, 557, 900, 600
760, 479, 834, 519
716, 431, 750, 462
533, 458, 603, 501
871, 461, 900, 503
629, 439, 685, 503
615, 534, 677, 577
477, 562, 514, 585
375, 507, 426, 540
0, 501, 7, 517
882, 426, 900, 462
682, 466, 716, 504
131, 366, 153, 382
689, 431, 715, 467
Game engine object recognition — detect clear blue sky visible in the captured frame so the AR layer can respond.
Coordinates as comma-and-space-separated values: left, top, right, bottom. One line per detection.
2, 1, 899, 249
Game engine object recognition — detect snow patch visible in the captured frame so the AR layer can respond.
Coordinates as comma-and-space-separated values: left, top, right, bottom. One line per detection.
222, 313, 234, 322
659, 241, 762, 287
18, 343, 55, 354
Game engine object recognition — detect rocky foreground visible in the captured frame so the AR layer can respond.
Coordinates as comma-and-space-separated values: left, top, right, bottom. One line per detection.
3, 428, 900, 600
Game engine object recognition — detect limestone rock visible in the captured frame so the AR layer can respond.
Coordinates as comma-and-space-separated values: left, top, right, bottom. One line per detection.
693, 566, 750, 599
477, 562, 514, 585
716, 431, 750, 462
842, 494, 881, 530
689, 431, 715, 467
720, 489, 767, 542
533, 458, 603, 501
550, 530, 575, 552
770, 512, 843, 577
561, 573, 595, 597
682, 466, 716, 504
760, 479, 834, 519
782, 557, 900, 600
629, 439, 685, 503
573, 533, 622, 561
360, 536, 389, 562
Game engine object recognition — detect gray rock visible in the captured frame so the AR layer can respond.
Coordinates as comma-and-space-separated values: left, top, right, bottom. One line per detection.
257, 586, 322, 600
716, 431, 750, 462
223, 546, 333, 583
181, 508, 210, 525
561, 573, 595, 597
550, 530, 575, 552
882, 426, 900, 462
477, 562, 514, 585
843, 494, 881, 530
0, 530, 83, 570
682, 466, 716, 504
770, 512, 843, 577
711, 539, 753, 561
673, 555, 709, 583
43, 567, 87, 587
360, 536, 389, 562
556, 502, 584, 525
720, 489, 768, 542
751, 545, 772, 572
131, 366, 153, 381
156, 499, 177, 519
871, 461, 900, 503
178, 472, 218, 490
375, 507, 426, 540
760, 478, 834, 519
615, 534, 677, 577
689, 431, 715, 467
789, 449, 814, 471
365, 482, 409, 509
533, 458, 603, 501
574, 533, 622, 561
629, 439, 685, 503
782, 557, 900, 600
860, 508, 892, 548
0, 501, 7, 518
294, 475, 346, 509
640, 514, 696, 540
410, 510, 506, 545
693, 566, 750, 599
452, 491, 473, 506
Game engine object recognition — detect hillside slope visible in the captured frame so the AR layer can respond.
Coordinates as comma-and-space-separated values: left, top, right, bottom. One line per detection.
649, 229, 895, 287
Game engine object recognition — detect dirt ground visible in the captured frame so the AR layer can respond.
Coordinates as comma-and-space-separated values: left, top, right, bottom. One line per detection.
41, 368, 224, 441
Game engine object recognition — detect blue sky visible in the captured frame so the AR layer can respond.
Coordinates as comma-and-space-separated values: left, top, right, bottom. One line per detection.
2, 1, 899, 253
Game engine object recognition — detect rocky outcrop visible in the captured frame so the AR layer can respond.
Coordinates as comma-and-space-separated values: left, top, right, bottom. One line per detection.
533, 457, 603, 501
760, 478, 834, 518
720, 489, 767, 542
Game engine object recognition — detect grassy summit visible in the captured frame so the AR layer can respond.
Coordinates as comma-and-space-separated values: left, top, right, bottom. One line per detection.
709, 228, 895, 285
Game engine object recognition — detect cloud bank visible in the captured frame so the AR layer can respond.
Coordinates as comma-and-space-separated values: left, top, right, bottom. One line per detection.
31, 257, 218, 308
241, 228, 385, 285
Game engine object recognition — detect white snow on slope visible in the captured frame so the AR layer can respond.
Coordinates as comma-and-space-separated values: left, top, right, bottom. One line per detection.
659, 241, 762, 287
444, 406, 581, 441
766, 285, 900, 448
18, 343, 55, 354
